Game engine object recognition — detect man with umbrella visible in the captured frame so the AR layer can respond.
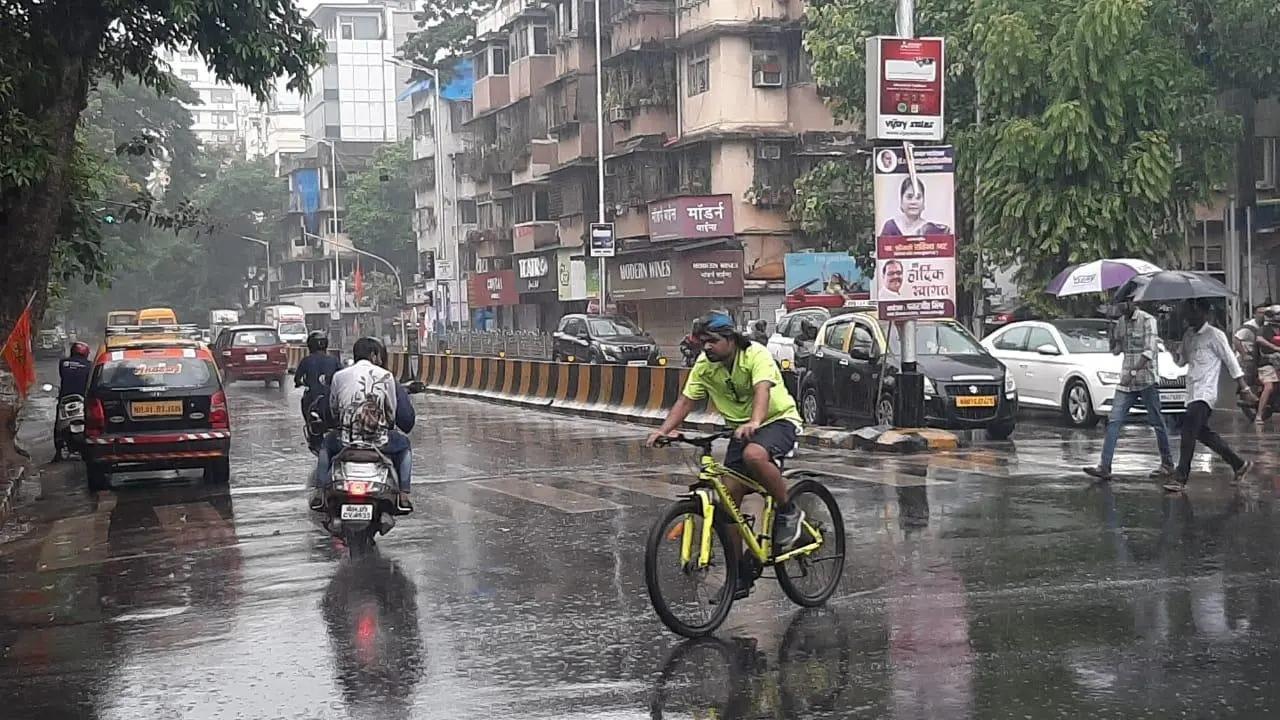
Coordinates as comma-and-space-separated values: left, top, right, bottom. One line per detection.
1082, 295, 1175, 481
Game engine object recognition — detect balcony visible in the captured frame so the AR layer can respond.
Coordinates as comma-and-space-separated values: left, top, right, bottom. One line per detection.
677, 0, 787, 37
511, 139, 557, 186
513, 220, 559, 253
555, 40, 595, 77
511, 55, 557, 102
474, 75, 511, 116
555, 125, 598, 168
608, 9, 674, 57
608, 104, 675, 144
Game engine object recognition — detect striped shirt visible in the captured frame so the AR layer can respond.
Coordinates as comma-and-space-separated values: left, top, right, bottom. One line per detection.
1116, 309, 1159, 392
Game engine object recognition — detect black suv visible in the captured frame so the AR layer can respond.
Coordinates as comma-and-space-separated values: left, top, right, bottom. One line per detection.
797, 312, 1017, 440
552, 314, 663, 365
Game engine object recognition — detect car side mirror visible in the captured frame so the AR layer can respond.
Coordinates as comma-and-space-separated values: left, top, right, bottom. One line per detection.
850, 347, 872, 361
405, 380, 427, 394
1035, 343, 1061, 356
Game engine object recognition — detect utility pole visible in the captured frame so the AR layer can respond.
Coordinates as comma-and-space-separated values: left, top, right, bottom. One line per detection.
593, 0, 608, 314
894, 0, 925, 429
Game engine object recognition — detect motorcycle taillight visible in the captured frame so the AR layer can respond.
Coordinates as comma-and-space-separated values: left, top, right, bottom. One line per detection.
85, 398, 106, 438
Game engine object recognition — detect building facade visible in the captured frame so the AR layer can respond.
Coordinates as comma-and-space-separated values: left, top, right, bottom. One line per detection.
166, 50, 256, 149
458, 0, 856, 348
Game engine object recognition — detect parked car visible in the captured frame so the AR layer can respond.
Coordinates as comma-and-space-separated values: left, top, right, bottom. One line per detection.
83, 333, 231, 490
981, 318, 1187, 428
211, 324, 289, 387
982, 300, 1039, 336
36, 329, 65, 358
767, 305, 872, 366
551, 314, 663, 365
798, 311, 1018, 439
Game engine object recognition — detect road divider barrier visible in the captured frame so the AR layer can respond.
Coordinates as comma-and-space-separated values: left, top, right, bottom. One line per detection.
395, 352, 721, 427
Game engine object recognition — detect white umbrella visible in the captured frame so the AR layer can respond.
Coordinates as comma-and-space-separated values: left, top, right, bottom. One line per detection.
1046, 259, 1162, 297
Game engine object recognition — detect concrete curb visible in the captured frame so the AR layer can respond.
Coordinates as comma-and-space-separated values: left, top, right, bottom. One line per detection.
850, 424, 964, 453
0, 463, 26, 532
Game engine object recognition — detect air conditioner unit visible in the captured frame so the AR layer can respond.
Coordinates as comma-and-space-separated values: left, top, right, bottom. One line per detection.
301, 279, 315, 288
758, 143, 782, 160
753, 70, 783, 88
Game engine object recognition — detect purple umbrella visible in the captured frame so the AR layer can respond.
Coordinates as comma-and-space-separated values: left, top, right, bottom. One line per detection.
1046, 259, 1162, 297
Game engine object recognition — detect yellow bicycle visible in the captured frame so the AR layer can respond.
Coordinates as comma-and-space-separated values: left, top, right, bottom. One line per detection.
645, 431, 846, 637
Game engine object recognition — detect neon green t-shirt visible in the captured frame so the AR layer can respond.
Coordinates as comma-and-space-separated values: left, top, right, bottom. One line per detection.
682, 343, 803, 429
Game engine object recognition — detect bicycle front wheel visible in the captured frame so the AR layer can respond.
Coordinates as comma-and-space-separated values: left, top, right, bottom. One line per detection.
645, 498, 738, 637
776, 478, 846, 607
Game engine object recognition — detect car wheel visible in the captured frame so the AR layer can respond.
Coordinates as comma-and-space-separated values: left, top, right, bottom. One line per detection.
204, 457, 231, 485
86, 463, 109, 492
1062, 380, 1099, 428
551, 350, 562, 362
986, 420, 1016, 441
875, 393, 895, 427
800, 385, 825, 426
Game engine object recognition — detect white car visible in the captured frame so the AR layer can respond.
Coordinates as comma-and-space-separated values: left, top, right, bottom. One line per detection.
981, 319, 1188, 428
766, 308, 832, 366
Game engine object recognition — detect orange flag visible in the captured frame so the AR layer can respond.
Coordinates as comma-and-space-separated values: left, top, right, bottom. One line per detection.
1, 300, 36, 399
353, 261, 365, 303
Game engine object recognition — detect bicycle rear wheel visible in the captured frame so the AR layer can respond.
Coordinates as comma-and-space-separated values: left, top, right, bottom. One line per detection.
776, 478, 845, 607
645, 498, 738, 637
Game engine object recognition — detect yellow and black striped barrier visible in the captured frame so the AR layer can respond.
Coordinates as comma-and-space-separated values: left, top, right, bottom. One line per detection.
397, 353, 721, 428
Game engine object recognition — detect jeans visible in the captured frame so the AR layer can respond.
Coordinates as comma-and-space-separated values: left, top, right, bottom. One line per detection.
1176, 400, 1244, 480
1098, 385, 1173, 471
313, 432, 412, 492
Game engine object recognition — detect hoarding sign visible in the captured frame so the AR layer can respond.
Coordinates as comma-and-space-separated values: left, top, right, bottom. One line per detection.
875, 236, 956, 320
865, 36, 945, 142
647, 195, 736, 241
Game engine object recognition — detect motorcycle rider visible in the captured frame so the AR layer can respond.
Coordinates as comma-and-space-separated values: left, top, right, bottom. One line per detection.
309, 337, 415, 514
295, 330, 342, 449
58, 342, 92, 400
750, 319, 770, 346
1254, 305, 1280, 424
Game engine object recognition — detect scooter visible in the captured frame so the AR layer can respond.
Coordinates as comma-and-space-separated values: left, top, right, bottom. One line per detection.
679, 335, 700, 367
53, 392, 86, 462
1239, 359, 1280, 422
316, 444, 405, 555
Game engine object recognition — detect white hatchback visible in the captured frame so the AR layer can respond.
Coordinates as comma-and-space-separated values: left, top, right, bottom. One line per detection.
982, 319, 1188, 427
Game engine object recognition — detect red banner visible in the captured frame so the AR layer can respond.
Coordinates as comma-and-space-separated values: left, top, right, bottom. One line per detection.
1, 304, 36, 399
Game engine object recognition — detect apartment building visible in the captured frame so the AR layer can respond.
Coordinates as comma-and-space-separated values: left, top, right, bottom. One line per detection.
166, 51, 255, 149
270, 0, 419, 340
407, 60, 479, 331
459, 0, 856, 342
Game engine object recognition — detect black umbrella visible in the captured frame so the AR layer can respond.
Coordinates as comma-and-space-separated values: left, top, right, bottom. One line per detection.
1112, 270, 1234, 303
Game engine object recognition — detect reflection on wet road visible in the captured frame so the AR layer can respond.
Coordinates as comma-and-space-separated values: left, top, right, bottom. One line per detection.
3, 378, 1280, 718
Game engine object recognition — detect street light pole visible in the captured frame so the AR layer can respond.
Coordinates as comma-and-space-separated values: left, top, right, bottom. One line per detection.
303, 231, 403, 303
593, 0, 608, 314
387, 57, 450, 329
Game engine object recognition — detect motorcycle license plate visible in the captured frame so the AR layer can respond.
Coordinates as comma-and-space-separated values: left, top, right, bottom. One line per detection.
246, 353, 268, 362
1159, 391, 1187, 404
340, 504, 374, 521
628, 360, 647, 366
69, 422, 84, 433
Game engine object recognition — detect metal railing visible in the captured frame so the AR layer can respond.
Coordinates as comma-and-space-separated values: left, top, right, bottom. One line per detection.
424, 330, 554, 360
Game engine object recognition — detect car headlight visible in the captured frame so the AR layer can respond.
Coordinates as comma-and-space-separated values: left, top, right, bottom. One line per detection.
599, 345, 617, 359
923, 377, 935, 397
1004, 375, 1016, 394
1097, 371, 1121, 385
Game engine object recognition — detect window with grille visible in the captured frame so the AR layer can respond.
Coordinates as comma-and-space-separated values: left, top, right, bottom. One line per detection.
687, 43, 710, 96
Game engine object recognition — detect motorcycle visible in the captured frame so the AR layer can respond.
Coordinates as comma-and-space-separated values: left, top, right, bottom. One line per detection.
54, 393, 86, 462
1239, 357, 1280, 422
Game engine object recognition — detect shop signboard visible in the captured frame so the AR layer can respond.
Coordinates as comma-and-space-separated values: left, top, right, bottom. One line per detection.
516, 250, 557, 294
609, 249, 744, 300
467, 270, 518, 307
647, 195, 736, 242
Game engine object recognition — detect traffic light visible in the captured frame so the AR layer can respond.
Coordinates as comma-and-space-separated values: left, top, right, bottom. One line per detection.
102, 213, 116, 224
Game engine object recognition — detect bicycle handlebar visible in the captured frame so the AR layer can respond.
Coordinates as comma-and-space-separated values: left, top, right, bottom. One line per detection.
654, 429, 735, 448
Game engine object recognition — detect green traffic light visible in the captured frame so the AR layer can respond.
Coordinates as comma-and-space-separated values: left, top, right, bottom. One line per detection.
102, 214, 116, 224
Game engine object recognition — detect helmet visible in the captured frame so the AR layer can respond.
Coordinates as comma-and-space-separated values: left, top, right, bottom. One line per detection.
1267, 305, 1280, 319
307, 330, 329, 353
70, 341, 90, 358
352, 336, 387, 366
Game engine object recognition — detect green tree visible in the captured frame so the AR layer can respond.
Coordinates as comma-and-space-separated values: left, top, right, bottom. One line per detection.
790, 158, 876, 258
801, 0, 1247, 300
345, 139, 416, 273
0, 0, 323, 343
399, 0, 494, 83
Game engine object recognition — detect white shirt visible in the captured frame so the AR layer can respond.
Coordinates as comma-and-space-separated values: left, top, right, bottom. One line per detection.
330, 359, 397, 445
1178, 324, 1243, 407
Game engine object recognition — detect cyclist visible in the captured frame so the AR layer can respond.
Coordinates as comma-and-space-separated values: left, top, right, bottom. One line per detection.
646, 310, 805, 598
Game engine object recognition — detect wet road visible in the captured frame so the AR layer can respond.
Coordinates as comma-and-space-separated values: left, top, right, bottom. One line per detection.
4, 373, 1280, 719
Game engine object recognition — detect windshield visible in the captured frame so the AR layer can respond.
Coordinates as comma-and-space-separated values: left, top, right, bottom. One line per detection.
883, 321, 985, 355
96, 358, 214, 390
233, 330, 281, 347
588, 318, 643, 337
278, 321, 307, 337
1054, 320, 1112, 353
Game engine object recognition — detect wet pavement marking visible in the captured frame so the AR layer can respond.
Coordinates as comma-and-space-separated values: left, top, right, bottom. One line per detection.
229, 482, 308, 497
792, 461, 942, 487
36, 495, 115, 572
421, 493, 509, 524
470, 478, 626, 513
575, 474, 688, 500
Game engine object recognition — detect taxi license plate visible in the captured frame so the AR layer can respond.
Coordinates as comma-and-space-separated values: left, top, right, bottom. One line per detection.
955, 396, 996, 408
131, 400, 184, 417
246, 353, 268, 362
340, 504, 373, 521
1160, 391, 1187, 404
628, 360, 647, 367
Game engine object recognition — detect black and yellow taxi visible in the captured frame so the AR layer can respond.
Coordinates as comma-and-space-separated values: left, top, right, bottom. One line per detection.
797, 311, 1018, 439
83, 325, 231, 490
